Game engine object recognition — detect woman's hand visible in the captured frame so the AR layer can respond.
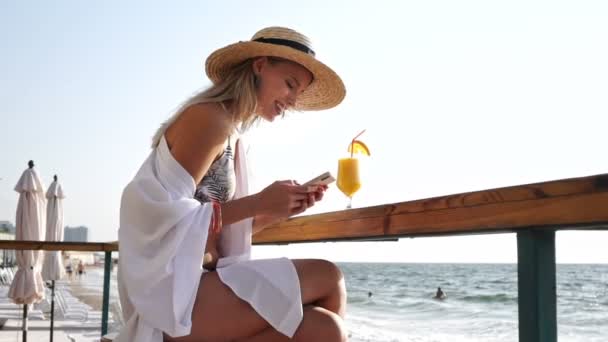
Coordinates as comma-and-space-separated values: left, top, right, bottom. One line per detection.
203, 223, 221, 270
254, 180, 327, 220
297, 183, 328, 214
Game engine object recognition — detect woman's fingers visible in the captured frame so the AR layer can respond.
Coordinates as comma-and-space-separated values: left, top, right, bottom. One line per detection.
291, 186, 328, 212
290, 193, 316, 213
289, 200, 303, 209
287, 194, 308, 209
314, 188, 325, 201
307, 193, 315, 206
260, 180, 329, 218
291, 193, 309, 200
289, 185, 319, 194
290, 201, 308, 216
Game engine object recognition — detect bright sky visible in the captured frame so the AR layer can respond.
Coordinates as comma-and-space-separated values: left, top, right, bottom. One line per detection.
1, 1, 607, 263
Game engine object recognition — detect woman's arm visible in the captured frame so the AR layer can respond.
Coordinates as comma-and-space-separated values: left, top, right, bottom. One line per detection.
252, 214, 282, 234
220, 194, 260, 226
250, 184, 329, 234
222, 181, 312, 230
165, 103, 233, 185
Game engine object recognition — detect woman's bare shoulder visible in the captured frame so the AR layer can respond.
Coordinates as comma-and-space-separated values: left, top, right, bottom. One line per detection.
166, 102, 233, 144
164, 102, 235, 183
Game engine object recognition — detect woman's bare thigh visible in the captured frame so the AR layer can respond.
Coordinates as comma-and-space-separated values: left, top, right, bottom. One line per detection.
164, 258, 346, 342
164, 271, 269, 342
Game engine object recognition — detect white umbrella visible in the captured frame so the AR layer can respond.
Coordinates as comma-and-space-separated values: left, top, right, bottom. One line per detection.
8, 160, 46, 342
42, 175, 65, 281
42, 174, 65, 342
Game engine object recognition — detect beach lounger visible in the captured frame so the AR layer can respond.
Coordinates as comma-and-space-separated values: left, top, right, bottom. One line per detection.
101, 332, 118, 341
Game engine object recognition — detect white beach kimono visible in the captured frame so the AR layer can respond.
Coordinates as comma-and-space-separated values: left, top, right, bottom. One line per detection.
115, 135, 303, 342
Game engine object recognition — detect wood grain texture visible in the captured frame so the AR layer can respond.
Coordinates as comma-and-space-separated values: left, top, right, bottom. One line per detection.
0, 240, 118, 252
253, 174, 608, 244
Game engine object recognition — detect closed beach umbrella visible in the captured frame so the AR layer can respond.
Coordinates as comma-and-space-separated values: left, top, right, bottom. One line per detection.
8, 160, 46, 342
42, 174, 65, 342
42, 175, 65, 281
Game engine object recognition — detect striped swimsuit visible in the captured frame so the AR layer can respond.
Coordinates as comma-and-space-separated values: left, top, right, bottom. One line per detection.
194, 136, 236, 204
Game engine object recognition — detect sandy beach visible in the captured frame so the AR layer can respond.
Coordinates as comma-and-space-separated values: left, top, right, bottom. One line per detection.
1, 265, 122, 341
63, 265, 122, 333
68, 279, 105, 311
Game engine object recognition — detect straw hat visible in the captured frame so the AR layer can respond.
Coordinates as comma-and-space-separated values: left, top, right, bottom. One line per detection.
205, 26, 346, 111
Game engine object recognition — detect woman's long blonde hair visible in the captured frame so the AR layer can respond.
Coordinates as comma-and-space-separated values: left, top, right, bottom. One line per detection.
151, 58, 261, 148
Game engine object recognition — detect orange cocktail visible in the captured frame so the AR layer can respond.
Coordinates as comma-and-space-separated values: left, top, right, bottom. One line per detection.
337, 158, 361, 198
338, 130, 370, 208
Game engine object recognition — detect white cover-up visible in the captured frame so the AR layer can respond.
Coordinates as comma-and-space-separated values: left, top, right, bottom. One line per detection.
115, 135, 302, 342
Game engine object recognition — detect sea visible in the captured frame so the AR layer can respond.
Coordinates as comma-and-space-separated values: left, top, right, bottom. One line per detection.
339, 263, 608, 342
83, 263, 608, 341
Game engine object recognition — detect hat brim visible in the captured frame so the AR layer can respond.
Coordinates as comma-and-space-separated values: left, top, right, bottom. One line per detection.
205, 41, 345, 111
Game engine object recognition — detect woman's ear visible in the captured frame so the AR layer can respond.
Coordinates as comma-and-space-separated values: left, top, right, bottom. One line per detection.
251, 57, 268, 76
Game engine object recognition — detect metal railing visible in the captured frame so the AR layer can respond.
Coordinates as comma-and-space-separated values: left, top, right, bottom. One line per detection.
1, 173, 606, 341
0, 241, 117, 338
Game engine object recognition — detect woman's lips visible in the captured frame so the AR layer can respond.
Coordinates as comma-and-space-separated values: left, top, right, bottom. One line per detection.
274, 101, 285, 116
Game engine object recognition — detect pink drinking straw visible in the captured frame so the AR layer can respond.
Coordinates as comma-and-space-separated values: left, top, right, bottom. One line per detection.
350, 129, 366, 158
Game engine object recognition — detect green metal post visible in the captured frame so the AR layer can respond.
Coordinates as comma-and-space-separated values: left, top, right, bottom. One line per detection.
517, 230, 557, 342
101, 251, 112, 336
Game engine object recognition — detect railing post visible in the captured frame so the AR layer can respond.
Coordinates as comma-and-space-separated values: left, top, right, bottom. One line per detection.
22, 304, 28, 342
517, 230, 557, 342
101, 251, 112, 336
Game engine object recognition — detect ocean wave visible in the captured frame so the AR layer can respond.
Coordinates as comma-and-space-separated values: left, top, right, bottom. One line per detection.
460, 293, 516, 304
339, 263, 606, 341
346, 318, 516, 342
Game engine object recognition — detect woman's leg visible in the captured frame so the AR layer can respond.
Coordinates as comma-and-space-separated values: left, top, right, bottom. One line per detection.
165, 259, 347, 342
164, 271, 270, 342
236, 306, 346, 342
291, 259, 347, 318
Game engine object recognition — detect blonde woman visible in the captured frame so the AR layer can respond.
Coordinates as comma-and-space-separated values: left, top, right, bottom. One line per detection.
117, 27, 348, 342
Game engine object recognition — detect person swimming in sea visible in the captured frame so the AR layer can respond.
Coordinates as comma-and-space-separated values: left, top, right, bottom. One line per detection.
434, 287, 446, 300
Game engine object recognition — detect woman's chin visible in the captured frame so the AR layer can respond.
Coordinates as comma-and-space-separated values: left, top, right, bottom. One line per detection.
260, 112, 278, 122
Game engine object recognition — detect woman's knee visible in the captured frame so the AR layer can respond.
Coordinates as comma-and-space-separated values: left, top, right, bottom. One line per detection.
317, 259, 347, 298
320, 259, 345, 284
293, 259, 347, 306
295, 259, 345, 286
303, 306, 348, 342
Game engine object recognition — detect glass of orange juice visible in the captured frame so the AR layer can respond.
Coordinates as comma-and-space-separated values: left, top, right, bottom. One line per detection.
337, 157, 361, 208
338, 130, 369, 209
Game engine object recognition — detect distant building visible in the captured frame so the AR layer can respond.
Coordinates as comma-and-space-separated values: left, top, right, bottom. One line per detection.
0, 221, 15, 234
64, 226, 89, 242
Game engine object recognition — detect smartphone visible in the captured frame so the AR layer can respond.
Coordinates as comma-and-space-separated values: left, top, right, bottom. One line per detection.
302, 171, 336, 187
